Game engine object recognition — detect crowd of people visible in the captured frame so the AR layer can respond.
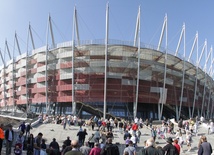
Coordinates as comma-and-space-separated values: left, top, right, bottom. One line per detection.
0, 115, 213, 155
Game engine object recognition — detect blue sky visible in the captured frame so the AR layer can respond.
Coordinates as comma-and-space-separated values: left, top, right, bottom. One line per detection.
0, 0, 214, 69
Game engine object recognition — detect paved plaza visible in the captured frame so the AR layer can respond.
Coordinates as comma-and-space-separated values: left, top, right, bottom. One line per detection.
2, 120, 214, 155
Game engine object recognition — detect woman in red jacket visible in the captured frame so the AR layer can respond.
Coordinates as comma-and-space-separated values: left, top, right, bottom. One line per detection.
173, 139, 180, 155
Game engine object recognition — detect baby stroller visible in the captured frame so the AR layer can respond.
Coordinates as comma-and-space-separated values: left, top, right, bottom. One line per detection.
14, 143, 22, 155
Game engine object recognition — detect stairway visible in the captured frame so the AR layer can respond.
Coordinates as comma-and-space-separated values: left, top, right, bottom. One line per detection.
76, 102, 117, 119
163, 104, 188, 120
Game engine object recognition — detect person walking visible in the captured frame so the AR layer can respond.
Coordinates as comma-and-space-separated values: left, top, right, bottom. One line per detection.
100, 138, 120, 155
123, 141, 136, 155
80, 142, 91, 155
26, 123, 33, 137
77, 128, 85, 146
151, 126, 157, 142
26, 134, 34, 155
82, 129, 88, 144
19, 121, 26, 134
63, 116, 67, 129
131, 122, 138, 135
89, 142, 101, 155
5, 124, 14, 155
186, 131, 192, 152
40, 139, 47, 154
136, 129, 141, 143
0, 124, 4, 155
173, 139, 180, 155
162, 137, 179, 155
124, 130, 131, 141
149, 118, 153, 128
49, 138, 60, 154
63, 136, 71, 147
94, 129, 101, 143
198, 136, 212, 155
33, 132, 43, 155
88, 134, 96, 148
64, 140, 83, 155
138, 138, 159, 155
130, 134, 137, 147
15, 131, 25, 152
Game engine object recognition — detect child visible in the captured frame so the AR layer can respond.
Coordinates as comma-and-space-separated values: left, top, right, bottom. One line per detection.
125, 137, 130, 147
41, 139, 47, 150
186, 131, 192, 152
14, 144, 22, 155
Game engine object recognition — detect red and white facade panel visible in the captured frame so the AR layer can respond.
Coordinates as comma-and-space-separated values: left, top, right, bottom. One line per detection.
0, 42, 213, 118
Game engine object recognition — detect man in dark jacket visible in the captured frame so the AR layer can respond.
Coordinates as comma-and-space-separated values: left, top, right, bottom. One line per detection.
5, 124, 14, 155
64, 136, 71, 147
198, 135, 212, 155
178, 118, 183, 129
49, 138, 60, 154
19, 121, 26, 134
123, 130, 131, 140
101, 138, 120, 155
139, 138, 159, 155
34, 132, 43, 155
77, 128, 86, 145
162, 137, 178, 155
26, 123, 32, 137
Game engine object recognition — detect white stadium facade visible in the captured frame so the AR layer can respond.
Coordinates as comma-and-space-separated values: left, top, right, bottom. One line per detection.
0, 6, 213, 120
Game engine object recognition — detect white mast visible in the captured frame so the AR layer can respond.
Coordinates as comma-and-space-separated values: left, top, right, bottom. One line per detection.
175, 24, 186, 120
133, 7, 140, 47
157, 14, 167, 51
49, 16, 55, 48
72, 7, 77, 116
5, 40, 11, 60
188, 32, 198, 62
191, 39, 205, 117
201, 40, 208, 117
26, 24, 35, 113
45, 14, 51, 115
103, 2, 109, 119
74, 8, 80, 46
12, 34, 16, 113
134, 6, 141, 119
29, 24, 35, 50
15, 32, 21, 55
0, 49, 6, 109
5, 41, 12, 110
157, 14, 167, 120
189, 32, 198, 118
71, 7, 80, 115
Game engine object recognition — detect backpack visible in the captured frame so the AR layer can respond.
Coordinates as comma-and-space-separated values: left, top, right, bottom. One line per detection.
140, 148, 147, 155
140, 147, 161, 155
102, 144, 119, 155
136, 130, 141, 137
167, 146, 178, 155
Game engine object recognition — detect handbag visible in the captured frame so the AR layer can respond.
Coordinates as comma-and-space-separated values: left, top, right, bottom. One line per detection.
40, 149, 47, 155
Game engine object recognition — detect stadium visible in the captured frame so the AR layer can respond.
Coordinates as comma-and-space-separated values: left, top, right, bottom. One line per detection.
0, 6, 213, 121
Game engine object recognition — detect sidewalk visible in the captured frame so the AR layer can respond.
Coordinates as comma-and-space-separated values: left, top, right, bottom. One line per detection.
30, 122, 208, 155
2, 122, 213, 155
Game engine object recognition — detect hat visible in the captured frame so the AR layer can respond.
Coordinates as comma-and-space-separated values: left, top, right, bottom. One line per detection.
166, 137, 173, 143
